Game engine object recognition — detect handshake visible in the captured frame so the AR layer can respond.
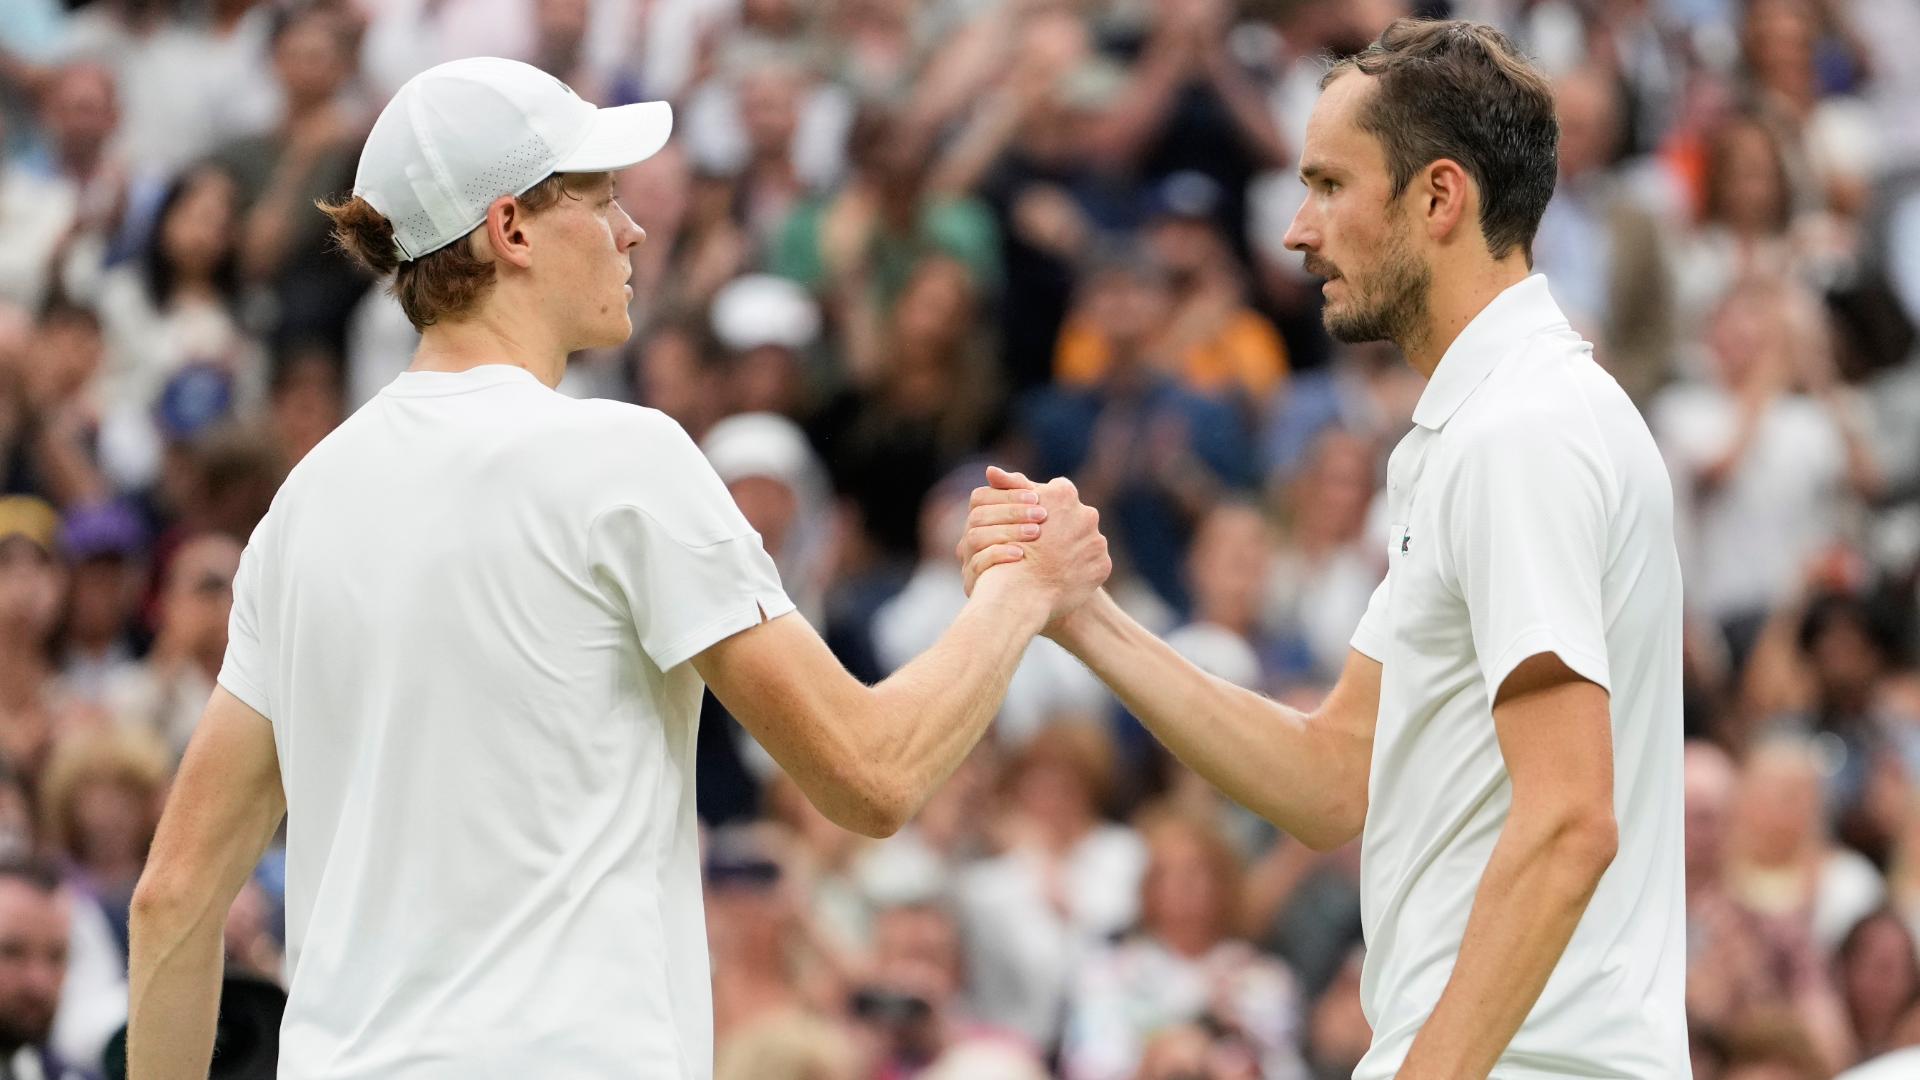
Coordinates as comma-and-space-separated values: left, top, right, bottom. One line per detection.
954, 465, 1112, 635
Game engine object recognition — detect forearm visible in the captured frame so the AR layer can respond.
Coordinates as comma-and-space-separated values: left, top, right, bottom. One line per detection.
1399, 814, 1615, 1077
856, 571, 1051, 822
127, 892, 228, 1079
1056, 590, 1367, 848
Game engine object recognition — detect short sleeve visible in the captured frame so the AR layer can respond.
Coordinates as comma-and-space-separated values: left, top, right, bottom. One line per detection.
1349, 574, 1391, 662
217, 538, 273, 720
1445, 419, 1613, 700
586, 428, 796, 672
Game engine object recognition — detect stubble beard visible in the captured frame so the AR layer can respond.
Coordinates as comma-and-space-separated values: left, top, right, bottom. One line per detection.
1322, 218, 1432, 351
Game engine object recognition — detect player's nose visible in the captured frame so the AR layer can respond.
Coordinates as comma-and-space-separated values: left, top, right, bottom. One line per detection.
1283, 198, 1319, 254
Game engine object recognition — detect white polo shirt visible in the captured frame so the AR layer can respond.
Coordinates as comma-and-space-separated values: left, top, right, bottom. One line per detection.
1348, 276, 1689, 1078
218, 365, 793, 1079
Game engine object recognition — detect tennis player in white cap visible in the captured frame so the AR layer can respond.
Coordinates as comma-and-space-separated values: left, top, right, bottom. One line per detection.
126, 58, 1108, 1079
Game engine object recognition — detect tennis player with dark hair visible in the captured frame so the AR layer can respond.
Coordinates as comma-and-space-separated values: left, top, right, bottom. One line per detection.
127, 58, 1108, 1079
964, 20, 1687, 1078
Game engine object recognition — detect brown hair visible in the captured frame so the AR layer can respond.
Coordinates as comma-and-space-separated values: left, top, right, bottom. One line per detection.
1323, 18, 1559, 263
38, 727, 170, 866
1134, 804, 1248, 938
317, 173, 579, 330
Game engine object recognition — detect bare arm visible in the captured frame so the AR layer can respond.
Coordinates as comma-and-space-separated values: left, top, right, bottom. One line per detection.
1052, 590, 1378, 850
694, 480, 1108, 838
128, 687, 286, 1080
1397, 654, 1618, 1078
959, 469, 1379, 849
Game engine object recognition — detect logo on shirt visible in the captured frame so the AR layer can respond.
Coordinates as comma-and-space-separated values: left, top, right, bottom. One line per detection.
1401, 532, 1411, 555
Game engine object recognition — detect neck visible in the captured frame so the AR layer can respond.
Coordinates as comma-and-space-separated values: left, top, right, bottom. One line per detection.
412, 309, 567, 388
1399, 255, 1532, 379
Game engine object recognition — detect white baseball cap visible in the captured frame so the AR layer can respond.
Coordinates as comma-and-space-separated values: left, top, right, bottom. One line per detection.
353, 57, 673, 261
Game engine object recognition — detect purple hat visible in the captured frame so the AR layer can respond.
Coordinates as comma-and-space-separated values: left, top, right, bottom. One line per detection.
59, 501, 148, 561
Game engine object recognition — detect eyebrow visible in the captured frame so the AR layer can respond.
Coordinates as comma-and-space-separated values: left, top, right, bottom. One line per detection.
1299, 162, 1333, 185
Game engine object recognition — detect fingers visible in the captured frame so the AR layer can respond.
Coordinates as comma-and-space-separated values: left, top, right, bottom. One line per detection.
970, 484, 1039, 510
968, 523, 1043, 548
986, 465, 1038, 490
968, 500, 1048, 529
964, 543, 1025, 592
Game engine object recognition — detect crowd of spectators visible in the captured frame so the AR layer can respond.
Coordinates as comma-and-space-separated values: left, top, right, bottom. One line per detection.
2, 0, 1919, 1077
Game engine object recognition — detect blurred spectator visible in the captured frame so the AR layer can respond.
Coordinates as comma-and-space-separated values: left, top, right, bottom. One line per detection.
0, 113, 76, 314
213, 4, 367, 355
1532, 66, 1674, 405
852, 898, 1043, 1079
1129, 1021, 1262, 1080
53, 501, 149, 705
707, 826, 813, 1045
36, 726, 167, 958
1653, 275, 1878, 664
714, 1007, 865, 1080
1729, 734, 1886, 954
812, 257, 1003, 562
1671, 113, 1809, 337
0, 497, 75, 785
709, 273, 820, 421
774, 105, 998, 330
1261, 429, 1379, 684
1301, 945, 1369, 1080
1021, 252, 1256, 612
0, 860, 92, 1080
267, 346, 345, 468
1060, 808, 1305, 1080
1834, 909, 1920, 1064
1056, 172, 1288, 403
93, 163, 263, 494
102, 531, 240, 759
1690, 737, 1855, 1068
1175, 500, 1273, 676
957, 722, 1146, 1048
1737, 0, 1879, 223
12, 298, 113, 509
1712, 1009, 1839, 1080
690, 49, 851, 249
23, 61, 122, 252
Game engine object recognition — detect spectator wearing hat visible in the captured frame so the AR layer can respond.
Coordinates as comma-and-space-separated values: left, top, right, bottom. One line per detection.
0, 497, 76, 786
0, 860, 96, 1080
54, 502, 148, 706
709, 273, 823, 422
1056, 171, 1288, 404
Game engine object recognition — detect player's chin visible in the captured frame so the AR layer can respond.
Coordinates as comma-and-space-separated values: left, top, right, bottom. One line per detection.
582, 312, 635, 349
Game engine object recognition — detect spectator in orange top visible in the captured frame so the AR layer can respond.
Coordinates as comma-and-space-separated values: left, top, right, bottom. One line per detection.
1055, 171, 1287, 403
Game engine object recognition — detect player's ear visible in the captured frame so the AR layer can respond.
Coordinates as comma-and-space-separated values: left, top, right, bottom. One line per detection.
482, 195, 534, 269
1418, 158, 1473, 243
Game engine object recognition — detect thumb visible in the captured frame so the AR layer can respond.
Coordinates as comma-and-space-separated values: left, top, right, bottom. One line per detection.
986, 465, 1037, 490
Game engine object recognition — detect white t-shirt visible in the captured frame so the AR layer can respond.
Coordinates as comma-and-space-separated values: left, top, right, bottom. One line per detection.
1651, 383, 1849, 622
1348, 276, 1689, 1078
218, 365, 793, 1079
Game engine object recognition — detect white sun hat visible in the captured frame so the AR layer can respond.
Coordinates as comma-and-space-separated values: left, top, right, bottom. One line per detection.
353, 56, 673, 261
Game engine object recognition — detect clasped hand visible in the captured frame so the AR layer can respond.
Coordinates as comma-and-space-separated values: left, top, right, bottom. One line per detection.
954, 466, 1110, 630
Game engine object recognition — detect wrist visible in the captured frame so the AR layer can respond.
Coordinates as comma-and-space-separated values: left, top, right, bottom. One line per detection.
1046, 587, 1114, 652
970, 567, 1053, 636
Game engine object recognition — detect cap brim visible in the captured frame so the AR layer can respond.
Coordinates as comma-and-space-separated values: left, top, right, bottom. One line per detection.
553, 100, 674, 173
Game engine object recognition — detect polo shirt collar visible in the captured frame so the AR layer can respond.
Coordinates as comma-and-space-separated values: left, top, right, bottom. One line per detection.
1410, 273, 1567, 431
